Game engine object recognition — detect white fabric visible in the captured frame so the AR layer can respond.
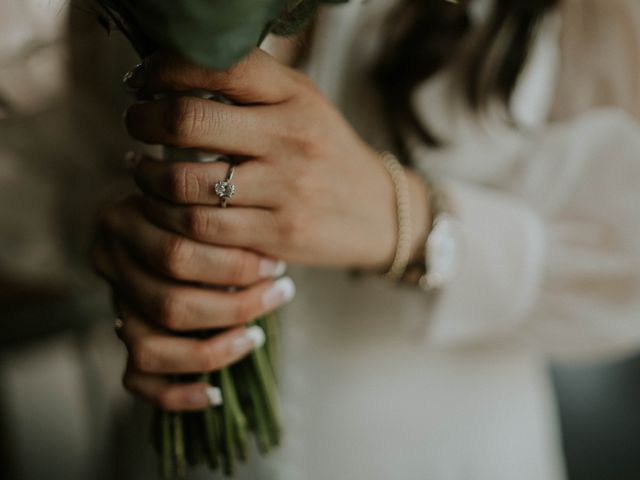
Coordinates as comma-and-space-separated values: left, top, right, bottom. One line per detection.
243, 1, 640, 480
1, 0, 639, 479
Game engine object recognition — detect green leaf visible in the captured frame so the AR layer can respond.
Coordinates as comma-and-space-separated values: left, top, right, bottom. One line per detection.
271, 0, 318, 36
97, 0, 352, 68
123, 0, 289, 68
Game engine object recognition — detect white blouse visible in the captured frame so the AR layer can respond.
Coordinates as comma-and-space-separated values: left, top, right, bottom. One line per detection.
243, 1, 640, 479
1, 1, 639, 479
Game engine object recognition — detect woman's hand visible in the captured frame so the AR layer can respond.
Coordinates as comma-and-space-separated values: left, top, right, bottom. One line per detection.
125, 49, 431, 271
91, 196, 294, 410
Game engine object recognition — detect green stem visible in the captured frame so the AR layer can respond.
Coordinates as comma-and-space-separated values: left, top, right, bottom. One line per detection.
262, 313, 280, 378
220, 368, 237, 476
245, 363, 272, 453
199, 373, 221, 470
252, 347, 282, 445
185, 412, 204, 467
160, 410, 174, 479
230, 387, 249, 462
172, 412, 187, 478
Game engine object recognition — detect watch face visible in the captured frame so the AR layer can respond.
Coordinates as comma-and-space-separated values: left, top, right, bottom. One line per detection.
426, 214, 463, 288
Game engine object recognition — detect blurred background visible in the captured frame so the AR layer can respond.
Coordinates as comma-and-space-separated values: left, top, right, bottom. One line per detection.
1, 1, 639, 480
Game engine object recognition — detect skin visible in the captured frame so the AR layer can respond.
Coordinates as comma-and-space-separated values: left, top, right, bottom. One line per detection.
92, 48, 431, 411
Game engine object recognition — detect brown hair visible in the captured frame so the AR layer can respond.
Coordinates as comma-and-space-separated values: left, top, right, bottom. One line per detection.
373, 0, 559, 148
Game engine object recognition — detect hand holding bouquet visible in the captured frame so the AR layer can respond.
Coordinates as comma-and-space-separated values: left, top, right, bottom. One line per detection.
90, 0, 431, 478
90, 0, 347, 477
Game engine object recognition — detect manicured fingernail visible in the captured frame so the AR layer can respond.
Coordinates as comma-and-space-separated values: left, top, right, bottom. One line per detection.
262, 276, 296, 311
246, 325, 266, 348
231, 325, 266, 354
259, 258, 287, 278
124, 151, 141, 172
188, 386, 222, 407
122, 63, 146, 90
205, 386, 223, 406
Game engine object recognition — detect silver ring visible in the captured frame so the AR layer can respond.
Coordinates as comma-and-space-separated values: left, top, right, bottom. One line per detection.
214, 163, 237, 208
114, 318, 124, 331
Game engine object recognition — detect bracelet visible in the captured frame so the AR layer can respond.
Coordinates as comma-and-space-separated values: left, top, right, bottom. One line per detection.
380, 151, 413, 282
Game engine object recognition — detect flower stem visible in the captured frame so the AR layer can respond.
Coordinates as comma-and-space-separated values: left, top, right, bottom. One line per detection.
220, 368, 237, 476
172, 412, 187, 478
252, 347, 282, 446
245, 362, 272, 453
199, 373, 221, 470
160, 410, 173, 479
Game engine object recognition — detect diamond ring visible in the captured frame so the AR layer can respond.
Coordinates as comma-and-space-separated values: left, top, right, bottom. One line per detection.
214, 163, 237, 208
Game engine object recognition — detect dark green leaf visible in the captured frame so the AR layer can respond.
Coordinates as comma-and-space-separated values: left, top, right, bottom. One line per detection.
123, 0, 289, 68
96, 0, 352, 68
271, 0, 318, 36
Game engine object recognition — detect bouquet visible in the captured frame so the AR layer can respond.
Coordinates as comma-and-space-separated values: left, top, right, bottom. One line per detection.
91, 0, 347, 477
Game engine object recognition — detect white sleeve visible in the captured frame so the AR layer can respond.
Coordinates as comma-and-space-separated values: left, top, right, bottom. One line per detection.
425, 109, 640, 361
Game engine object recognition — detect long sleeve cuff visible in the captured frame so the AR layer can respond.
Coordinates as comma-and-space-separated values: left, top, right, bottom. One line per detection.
428, 180, 547, 346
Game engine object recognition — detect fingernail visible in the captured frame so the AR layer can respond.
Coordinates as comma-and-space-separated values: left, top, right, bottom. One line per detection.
262, 276, 296, 311
187, 386, 222, 407
124, 151, 141, 172
122, 63, 146, 90
259, 258, 287, 278
205, 386, 223, 406
231, 325, 266, 354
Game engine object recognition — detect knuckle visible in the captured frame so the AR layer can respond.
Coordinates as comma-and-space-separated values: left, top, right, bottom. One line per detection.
232, 297, 253, 325
287, 122, 323, 158
166, 163, 200, 202
226, 251, 255, 285
193, 342, 222, 372
156, 389, 178, 411
101, 204, 121, 232
183, 207, 215, 239
122, 372, 136, 394
159, 236, 192, 277
156, 291, 185, 330
219, 57, 249, 88
164, 96, 205, 144
291, 165, 316, 198
89, 242, 115, 281
277, 212, 304, 248
124, 104, 144, 138
292, 70, 319, 94
129, 340, 155, 372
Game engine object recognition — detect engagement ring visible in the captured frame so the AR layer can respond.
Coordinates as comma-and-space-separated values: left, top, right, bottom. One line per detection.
214, 163, 237, 208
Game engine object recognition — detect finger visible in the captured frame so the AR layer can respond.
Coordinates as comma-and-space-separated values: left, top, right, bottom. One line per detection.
91, 237, 119, 283
128, 49, 303, 104
122, 369, 222, 411
133, 155, 282, 208
125, 97, 274, 156
105, 198, 286, 286
121, 313, 267, 375
108, 239, 296, 331
91, 242, 111, 280
141, 198, 281, 252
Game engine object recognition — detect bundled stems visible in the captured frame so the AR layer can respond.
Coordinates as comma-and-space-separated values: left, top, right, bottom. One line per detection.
155, 315, 281, 479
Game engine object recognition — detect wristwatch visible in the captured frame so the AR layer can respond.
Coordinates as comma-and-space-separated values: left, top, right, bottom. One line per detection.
401, 179, 464, 291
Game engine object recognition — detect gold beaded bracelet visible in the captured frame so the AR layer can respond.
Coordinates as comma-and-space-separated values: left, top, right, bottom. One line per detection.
380, 151, 413, 282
